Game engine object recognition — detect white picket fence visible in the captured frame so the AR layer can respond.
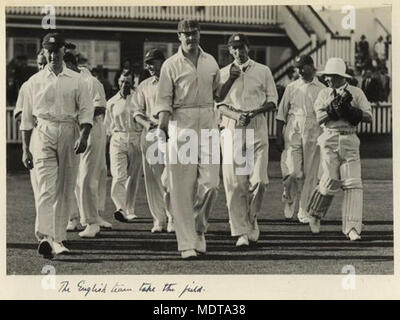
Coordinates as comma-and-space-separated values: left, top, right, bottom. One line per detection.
5, 103, 392, 143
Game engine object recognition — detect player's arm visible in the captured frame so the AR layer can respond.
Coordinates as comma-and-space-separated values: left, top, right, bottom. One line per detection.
19, 81, 34, 169
132, 87, 156, 131
314, 90, 332, 125
75, 77, 93, 154
216, 64, 241, 102
275, 85, 291, 152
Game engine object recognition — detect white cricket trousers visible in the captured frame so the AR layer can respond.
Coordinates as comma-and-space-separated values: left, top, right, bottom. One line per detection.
140, 130, 172, 228
165, 107, 220, 251
31, 119, 79, 243
220, 114, 269, 236
280, 115, 321, 217
75, 116, 107, 225
110, 131, 142, 215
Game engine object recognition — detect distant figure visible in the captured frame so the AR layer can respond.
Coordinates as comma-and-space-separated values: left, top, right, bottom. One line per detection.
374, 36, 386, 66
358, 35, 370, 65
93, 65, 113, 100
379, 67, 391, 102
346, 68, 359, 87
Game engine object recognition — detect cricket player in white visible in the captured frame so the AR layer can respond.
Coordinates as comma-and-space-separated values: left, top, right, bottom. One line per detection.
217, 33, 278, 247
154, 20, 221, 259
14, 50, 47, 220
20, 32, 93, 258
307, 58, 372, 240
132, 48, 174, 233
105, 71, 142, 223
63, 52, 112, 237
276, 55, 326, 223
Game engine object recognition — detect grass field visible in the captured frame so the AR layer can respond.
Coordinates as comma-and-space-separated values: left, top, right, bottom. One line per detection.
6, 159, 393, 275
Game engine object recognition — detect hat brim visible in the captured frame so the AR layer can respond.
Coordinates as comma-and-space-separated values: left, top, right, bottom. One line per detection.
228, 41, 247, 47
316, 70, 353, 79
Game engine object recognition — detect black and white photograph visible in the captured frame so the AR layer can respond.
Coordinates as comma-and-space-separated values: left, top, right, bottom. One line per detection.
2, 0, 398, 300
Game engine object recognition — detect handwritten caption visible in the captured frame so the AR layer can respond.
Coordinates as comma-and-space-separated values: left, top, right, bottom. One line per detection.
58, 280, 204, 298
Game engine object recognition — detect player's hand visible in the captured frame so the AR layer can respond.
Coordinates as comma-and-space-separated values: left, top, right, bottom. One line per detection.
74, 135, 88, 154
275, 134, 285, 153
229, 64, 241, 81
146, 121, 158, 131
22, 149, 34, 170
158, 111, 171, 141
238, 112, 251, 126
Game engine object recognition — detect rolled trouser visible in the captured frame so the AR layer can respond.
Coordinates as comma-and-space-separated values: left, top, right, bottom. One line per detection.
281, 115, 321, 218
165, 106, 219, 251
32, 118, 79, 243
76, 116, 107, 225
110, 131, 142, 215
141, 129, 172, 228
221, 113, 269, 236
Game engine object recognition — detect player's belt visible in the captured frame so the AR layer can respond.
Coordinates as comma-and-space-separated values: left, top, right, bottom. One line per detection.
173, 103, 214, 110
326, 128, 357, 135
34, 116, 77, 127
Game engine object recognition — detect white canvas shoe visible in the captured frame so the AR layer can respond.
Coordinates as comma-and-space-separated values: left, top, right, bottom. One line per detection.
79, 224, 100, 238
53, 242, 70, 255
348, 229, 361, 241
167, 220, 175, 233
151, 225, 163, 233
236, 235, 249, 247
125, 213, 138, 222
181, 249, 197, 259
196, 233, 206, 254
284, 202, 295, 219
97, 217, 112, 229
309, 216, 321, 234
66, 218, 80, 231
248, 219, 260, 242
297, 209, 310, 223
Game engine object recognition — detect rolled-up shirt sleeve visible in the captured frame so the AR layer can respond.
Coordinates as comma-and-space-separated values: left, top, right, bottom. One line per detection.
153, 63, 174, 118
314, 89, 330, 123
212, 68, 222, 100
354, 87, 372, 117
265, 67, 278, 106
20, 81, 34, 131
276, 85, 291, 123
93, 80, 107, 108
14, 82, 27, 119
76, 77, 94, 126
132, 86, 147, 121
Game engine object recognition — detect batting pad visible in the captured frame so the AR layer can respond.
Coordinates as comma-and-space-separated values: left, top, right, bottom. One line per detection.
342, 188, 363, 235
307, 187, 334, 219
340, 160, 363, 190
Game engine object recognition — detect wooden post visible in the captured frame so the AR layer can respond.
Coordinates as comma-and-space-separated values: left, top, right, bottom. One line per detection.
326, 32, 332, 59
350, 30, 355, 68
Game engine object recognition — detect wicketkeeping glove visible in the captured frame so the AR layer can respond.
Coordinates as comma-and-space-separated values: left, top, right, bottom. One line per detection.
326, 89, 353, 121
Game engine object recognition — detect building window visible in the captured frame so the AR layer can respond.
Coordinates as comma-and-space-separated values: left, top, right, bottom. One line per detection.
143, 42, 180, 62
7, 37, 41, 66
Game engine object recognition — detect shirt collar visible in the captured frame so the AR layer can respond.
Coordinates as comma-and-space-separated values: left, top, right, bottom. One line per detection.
331, 82, 349, 95
44, 63, 73, 78
233, 58, 253, 70
150, 75, 159, 84
299, 76, 320, 86
177, 45, 205, 61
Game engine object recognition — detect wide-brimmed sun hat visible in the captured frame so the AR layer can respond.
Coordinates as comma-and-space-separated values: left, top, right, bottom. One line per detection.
317, 57, 352, 78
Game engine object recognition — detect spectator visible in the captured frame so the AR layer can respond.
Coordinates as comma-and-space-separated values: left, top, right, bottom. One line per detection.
379, 66, 391, 102
92, 65, 114, 100
358, 35, 370, 65
374, 36, 386, 67
361, 69, 383, 104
